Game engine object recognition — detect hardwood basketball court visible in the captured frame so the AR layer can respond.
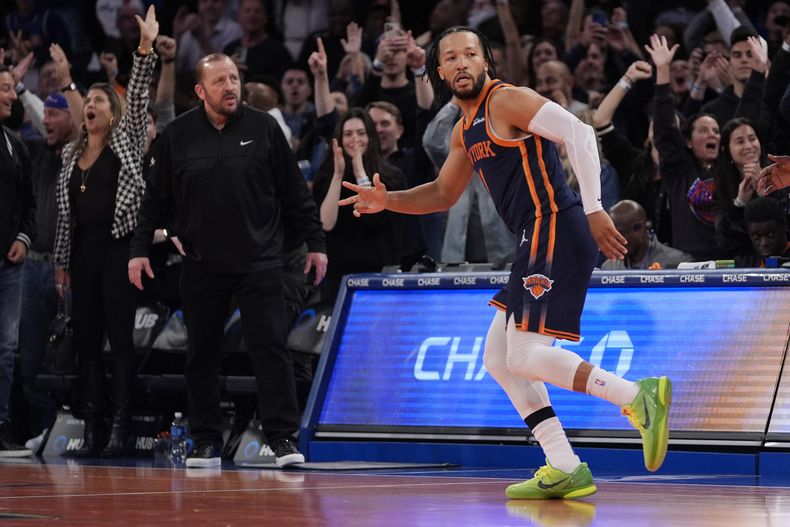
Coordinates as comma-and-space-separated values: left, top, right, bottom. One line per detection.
2, 458, 789, 525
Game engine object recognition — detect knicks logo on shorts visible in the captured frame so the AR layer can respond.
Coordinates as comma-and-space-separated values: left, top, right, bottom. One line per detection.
523, 274, 554, 299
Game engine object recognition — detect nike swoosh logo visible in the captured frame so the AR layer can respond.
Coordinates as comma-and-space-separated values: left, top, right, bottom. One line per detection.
537, 477, 568, 489
641, 398, 650, 429
240, 140, 253, 146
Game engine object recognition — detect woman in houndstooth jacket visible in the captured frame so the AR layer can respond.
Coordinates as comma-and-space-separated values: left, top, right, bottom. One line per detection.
52, 6, 160, 458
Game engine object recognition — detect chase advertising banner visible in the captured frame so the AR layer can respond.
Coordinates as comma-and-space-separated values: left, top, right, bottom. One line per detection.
314, 271, 790, 436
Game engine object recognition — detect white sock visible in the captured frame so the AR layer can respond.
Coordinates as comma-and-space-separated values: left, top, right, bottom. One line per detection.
531, 416, 580, 474
585, 366, 639, 407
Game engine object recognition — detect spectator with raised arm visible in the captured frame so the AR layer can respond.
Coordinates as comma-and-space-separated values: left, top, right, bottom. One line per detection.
684, 0, 758, 51
494, 0, 528, 86
311, 44, 405, 304
223, 0, 292, 80
564, 1, 640, 90
690, 31, 769, 127
684, 49, 732, 117
593, 60, 673, 244
52, 6, 159, 459
174, 0, 243, 73
296, 0, 372, 82
331, 21, 371, 105
356, 23, 426, 150
646, 34, 725, 261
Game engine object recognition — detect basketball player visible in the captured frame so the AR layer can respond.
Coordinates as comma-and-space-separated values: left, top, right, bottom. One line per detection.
339, 27, 672, 500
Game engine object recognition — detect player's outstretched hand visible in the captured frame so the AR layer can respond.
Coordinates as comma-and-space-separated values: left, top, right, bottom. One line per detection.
339, 173, 389, 217
757, 154, 790, 195
587, 210, 627, 260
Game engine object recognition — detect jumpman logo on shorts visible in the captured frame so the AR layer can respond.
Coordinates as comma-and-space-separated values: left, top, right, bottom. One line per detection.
520, 229, 529, 247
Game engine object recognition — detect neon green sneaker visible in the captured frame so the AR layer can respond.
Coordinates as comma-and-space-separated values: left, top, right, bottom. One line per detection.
622, 376, 672, 472
505, 461, 597, 500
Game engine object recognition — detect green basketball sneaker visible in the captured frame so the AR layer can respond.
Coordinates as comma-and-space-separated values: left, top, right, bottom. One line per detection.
622, 376, 672, 472
505, 461, 597, 500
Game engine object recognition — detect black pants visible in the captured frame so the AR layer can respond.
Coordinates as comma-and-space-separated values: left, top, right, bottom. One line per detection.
70, 229, 137, 415
180, 262, 299, 445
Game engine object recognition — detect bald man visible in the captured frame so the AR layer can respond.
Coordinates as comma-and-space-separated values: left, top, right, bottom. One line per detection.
535, 60, 587, 114
602, 200, 691, 269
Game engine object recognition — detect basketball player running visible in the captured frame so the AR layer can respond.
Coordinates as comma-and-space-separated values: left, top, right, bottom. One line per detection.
339, 26, 672, 500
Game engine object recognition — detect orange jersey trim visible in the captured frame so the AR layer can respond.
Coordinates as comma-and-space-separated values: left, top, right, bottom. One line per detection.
542, 328, 582, 342
534, 136, 559, 215
463, 79, 498, 130
484, 83, 528, 148
488, 299, 507, 312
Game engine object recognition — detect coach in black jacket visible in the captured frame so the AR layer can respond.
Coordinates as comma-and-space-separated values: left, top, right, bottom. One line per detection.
129, 53, 327, 469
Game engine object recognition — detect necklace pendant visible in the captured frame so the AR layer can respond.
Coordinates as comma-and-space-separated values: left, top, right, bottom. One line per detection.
80, 184, 86, 193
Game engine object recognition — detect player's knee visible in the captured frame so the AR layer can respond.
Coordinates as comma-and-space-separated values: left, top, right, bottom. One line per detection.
505, 344, 543, 381
483, 342, 508, 377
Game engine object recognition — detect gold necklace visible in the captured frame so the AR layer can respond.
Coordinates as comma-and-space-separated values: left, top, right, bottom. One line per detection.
80, 166, 91, 193
80, 142, 105, 193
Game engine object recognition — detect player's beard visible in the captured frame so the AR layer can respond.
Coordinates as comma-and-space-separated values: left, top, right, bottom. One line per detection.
450, 69, 487, 100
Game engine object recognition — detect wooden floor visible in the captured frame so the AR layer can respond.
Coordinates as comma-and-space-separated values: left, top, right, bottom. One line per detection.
1, 461, 790, 526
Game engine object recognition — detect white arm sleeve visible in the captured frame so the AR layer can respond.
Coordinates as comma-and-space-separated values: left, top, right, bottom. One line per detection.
527, 101, 603, 214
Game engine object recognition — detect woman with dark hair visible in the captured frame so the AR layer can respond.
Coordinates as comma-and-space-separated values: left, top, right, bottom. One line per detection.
52, 6, 159, 458
646, 35, 726, 261
312, 108, 405, 302
526, 37, 562, 89
715, 117, 767, 257
593, 59, 675, 245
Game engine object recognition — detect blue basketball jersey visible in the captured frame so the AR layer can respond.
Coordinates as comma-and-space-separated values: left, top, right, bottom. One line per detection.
460, 80, 581, 234
461, 80, 598, 341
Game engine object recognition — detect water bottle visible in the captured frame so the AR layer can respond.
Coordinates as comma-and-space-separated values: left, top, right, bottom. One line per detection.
170, 412, 187, 465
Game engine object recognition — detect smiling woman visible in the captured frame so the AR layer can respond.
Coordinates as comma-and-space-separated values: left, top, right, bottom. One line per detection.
714, 117, 767, 257
51, 6, 160, 460
311, 108, 405, 304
